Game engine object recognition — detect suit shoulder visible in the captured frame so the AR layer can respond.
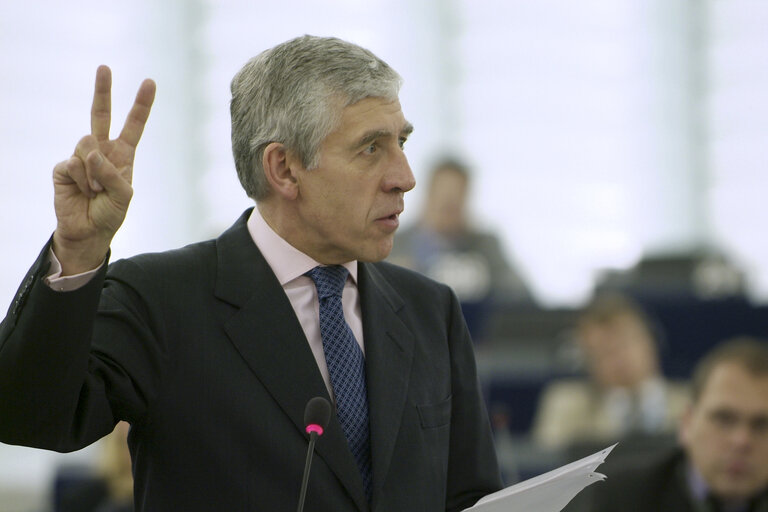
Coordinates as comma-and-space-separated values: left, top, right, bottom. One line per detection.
107, 238, 217, 281
371, 260, 452, 293
366, 260, 461, 317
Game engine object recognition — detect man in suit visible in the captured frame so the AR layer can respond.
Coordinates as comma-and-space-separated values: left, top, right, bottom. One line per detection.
533, 293, 689, 450
0, 35, 501, 511
387, 157, 532, 306
567, 337, 768, 512
387, 157, 533, 339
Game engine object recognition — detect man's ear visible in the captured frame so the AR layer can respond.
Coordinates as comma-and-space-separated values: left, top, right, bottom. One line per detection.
262, 142, 300, 200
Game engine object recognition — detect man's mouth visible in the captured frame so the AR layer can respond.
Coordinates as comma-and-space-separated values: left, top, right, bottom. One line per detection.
375, 210, 402, 230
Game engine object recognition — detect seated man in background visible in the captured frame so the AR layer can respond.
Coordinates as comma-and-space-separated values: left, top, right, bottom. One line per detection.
532, 293, 689, 449
575, 337, 768, 512
387, 157, 533, 337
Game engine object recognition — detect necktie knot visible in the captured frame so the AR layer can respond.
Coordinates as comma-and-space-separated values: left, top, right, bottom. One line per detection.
306, 265, 349, 300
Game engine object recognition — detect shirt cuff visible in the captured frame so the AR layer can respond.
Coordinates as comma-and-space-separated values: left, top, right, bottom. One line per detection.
44, 248, 104, 292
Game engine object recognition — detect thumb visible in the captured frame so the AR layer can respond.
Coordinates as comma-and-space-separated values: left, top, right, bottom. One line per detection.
86, 150, 132, 200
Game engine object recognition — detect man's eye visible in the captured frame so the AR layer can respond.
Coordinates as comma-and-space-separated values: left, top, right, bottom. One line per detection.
398, 137, 407, 149
752, 417, 768, 435
710, 410, 739, 429
364, 143, 377, 154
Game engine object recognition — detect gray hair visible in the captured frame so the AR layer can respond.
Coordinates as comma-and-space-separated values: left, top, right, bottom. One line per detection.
230, 35, 403, 201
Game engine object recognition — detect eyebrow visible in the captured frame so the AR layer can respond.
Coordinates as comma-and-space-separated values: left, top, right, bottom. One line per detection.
355, 122, 414, 148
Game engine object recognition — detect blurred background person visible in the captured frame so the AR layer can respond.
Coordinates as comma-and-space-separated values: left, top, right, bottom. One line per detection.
531, 293, 689, 450
96, 421, 133, 512
388, 156, 533, 338
567, 337, 768, 512
53, 421, 133, 512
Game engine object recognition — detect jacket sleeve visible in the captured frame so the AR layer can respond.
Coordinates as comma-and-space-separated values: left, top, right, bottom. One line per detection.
0, 240, 161, 452
444, 287, 503, 512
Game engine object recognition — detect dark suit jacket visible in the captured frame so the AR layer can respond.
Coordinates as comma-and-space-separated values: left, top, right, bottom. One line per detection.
564, 448, 695, 512
574, 447, 768, 512
0, 210, 501, 511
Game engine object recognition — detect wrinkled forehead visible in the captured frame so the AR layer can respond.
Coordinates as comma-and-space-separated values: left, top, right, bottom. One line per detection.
331, 97, 410, 139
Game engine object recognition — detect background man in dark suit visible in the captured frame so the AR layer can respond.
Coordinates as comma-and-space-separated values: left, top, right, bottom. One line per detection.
0, 35, 501, 511
387, 156, 533, 339
568, 337, 768, 512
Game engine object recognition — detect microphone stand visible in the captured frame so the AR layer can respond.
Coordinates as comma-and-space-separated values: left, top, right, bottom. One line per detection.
297, 396, 329, 512
296, 429, 320, 512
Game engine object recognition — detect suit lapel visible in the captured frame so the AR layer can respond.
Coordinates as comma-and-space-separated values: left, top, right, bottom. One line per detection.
214, 211, 369, 511
358, 263, 416, 507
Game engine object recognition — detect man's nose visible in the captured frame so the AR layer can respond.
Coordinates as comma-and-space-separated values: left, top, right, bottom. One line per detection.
384, 150, 416, 193
728, 422, 757, 451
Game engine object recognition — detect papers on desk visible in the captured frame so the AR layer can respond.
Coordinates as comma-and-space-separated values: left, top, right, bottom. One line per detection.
463, 443, 617, 512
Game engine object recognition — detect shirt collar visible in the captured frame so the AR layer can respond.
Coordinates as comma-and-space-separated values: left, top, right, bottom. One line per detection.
686, 460, 709, 504
246, 207, 358, 286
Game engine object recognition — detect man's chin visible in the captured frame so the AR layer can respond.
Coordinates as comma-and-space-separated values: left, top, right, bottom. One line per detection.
712, 478, 763, 502
357, 243, 393, 263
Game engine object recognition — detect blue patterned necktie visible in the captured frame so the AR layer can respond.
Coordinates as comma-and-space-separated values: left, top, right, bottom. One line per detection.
306, 265, 373, 501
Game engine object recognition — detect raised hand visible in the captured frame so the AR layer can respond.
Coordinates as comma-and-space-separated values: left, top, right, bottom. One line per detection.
52, 66, 156, 275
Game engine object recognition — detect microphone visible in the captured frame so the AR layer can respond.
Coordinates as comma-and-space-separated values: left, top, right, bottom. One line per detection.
297, 396, 331, 512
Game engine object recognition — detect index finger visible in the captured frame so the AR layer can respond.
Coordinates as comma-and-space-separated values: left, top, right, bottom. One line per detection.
117, 78, 156, 149
91, 65, 112, 140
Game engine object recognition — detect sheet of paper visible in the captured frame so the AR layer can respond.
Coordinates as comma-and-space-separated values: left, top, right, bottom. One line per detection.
463, 443, 617, 512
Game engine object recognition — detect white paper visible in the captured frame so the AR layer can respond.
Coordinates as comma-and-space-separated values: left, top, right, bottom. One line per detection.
463, 443, 617, 512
